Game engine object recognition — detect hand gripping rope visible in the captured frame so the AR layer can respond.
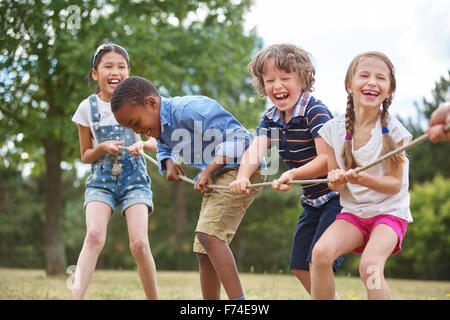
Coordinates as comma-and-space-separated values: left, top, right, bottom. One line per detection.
131, 123, 449, 191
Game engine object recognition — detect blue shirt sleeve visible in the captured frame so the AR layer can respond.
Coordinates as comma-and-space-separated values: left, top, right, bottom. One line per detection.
179, 97, 250, 161
156, 96, 254, 173
156, 140, 179, 173
215, 128, 250, 160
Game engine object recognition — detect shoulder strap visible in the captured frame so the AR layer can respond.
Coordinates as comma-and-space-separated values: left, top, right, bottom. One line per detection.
88, 95, 100, 131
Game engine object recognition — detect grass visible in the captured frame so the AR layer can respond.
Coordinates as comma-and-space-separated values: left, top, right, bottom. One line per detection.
0, 268, 449, 300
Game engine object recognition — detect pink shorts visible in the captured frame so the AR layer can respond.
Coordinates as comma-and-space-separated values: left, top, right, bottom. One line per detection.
336, 212, 408, 255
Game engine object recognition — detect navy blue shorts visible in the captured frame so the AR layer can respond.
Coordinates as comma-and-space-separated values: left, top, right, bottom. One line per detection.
290, 196, 344, 271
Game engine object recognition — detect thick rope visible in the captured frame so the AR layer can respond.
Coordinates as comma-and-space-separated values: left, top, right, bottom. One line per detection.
125, 122, 449, 190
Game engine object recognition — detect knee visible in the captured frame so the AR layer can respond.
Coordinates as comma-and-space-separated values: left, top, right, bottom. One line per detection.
311, 243, 335, 269
130, 239, 149, 260
85, 229, 105, 250
359, 257, 384, 279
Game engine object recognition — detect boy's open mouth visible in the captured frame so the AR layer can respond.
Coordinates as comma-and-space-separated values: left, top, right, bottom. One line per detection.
275, 93, 289, 101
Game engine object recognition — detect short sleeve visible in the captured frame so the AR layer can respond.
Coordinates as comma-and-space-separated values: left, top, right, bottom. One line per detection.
318, 120, 333, 146
388, 116, 413, 144
306, 104, 333, 139
256, 106, 278, 138
256, 117, 271, 138
72, 99, 90, 127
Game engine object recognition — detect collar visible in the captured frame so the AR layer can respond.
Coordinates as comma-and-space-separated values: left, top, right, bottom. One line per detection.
266, 91, 311, 122
159, 97, 171, 134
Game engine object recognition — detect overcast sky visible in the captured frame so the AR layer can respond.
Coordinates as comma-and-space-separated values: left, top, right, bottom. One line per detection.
244, 0, 450, 122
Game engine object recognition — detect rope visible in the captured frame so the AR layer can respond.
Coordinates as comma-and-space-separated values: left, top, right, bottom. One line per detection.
134, 149, 325, 189
124, 122, 449, 191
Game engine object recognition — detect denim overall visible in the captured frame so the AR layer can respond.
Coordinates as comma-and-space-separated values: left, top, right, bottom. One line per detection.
84, 95, 154, 215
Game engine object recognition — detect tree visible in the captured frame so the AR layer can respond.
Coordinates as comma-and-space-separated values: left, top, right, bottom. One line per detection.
0, 0, 263, 275
386, 176, 450, 280
404, 71, 450, 185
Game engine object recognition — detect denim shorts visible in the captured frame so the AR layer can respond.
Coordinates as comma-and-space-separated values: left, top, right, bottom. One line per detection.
84, 155, 154, 216
290, 196, 344, 271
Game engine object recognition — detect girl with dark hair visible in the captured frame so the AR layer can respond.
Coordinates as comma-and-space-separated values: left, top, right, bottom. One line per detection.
71, 43, 158, 299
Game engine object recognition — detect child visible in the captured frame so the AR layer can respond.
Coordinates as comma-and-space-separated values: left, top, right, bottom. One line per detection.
311, 51, 413, 300
111, 76, 266, 300
71, 43, 158, 299
229, 44, 344, 296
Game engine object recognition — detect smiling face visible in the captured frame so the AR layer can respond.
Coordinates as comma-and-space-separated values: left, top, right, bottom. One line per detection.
113, 96, 162, 139
347, 56, 393, 110
262, 58, 305, 119
91, 51, 129, 102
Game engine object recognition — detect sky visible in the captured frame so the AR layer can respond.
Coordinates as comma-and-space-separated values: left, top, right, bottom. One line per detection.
244, 0, 450, 122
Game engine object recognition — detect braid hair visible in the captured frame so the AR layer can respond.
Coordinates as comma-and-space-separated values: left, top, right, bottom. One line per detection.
380, 97, 406, 165
342, 93, 359, 169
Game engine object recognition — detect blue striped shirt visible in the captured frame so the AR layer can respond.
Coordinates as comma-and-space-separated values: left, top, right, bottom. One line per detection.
257, 91, 338, 207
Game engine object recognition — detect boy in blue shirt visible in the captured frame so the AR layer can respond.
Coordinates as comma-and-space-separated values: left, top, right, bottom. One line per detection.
111, 76, 265, 300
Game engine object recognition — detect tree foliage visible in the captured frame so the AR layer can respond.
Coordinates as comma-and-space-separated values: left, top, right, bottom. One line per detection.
0, 0, 263, 274
1, 1, 449, 282
387, 176, 450, 280
404, 70, 450, 185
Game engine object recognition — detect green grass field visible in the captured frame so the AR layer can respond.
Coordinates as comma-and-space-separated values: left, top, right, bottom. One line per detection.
0, 268, 449, 300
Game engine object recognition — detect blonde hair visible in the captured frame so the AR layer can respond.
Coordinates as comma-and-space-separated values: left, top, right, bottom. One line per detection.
248, 44, 315, 97
343, 51, 405, 169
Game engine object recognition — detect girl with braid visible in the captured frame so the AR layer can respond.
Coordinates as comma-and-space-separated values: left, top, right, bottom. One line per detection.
310, 52, 413, 300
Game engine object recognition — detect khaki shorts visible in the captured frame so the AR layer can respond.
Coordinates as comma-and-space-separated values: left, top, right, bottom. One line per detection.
193, 167, 266, 254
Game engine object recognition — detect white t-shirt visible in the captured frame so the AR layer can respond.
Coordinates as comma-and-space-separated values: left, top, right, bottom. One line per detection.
71, 95, 141, 147
319, 113, 413, 223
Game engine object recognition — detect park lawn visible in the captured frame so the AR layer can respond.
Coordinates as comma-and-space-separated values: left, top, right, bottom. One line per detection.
0, 268, 449, 300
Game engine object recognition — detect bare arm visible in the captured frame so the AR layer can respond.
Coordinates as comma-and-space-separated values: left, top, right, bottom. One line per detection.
325, 140, 346, 192
272, 136, 329, 192
344, 141, 405, 195
229, 135, 270, 194
345, 158, 404, 194
143, 136, 158, 152
127, 136, 158, 157
195, 155, 227, 193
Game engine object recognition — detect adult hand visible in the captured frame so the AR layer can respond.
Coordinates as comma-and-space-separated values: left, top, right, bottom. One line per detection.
427, 104, 450, 143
